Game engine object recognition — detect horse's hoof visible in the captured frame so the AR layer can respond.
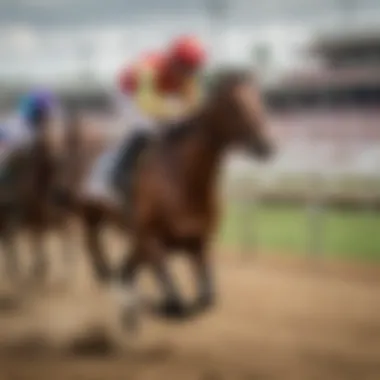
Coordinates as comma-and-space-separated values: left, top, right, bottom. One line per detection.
157, 300, 188, 320
192, 295, 215, 314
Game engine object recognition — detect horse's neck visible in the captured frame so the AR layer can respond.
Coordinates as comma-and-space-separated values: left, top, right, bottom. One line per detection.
174, 119, 225, 200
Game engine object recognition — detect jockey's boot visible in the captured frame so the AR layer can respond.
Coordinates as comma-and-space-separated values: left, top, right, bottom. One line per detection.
113, 131, 151, 215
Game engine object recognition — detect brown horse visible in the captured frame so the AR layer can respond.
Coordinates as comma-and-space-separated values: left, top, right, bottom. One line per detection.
0, 113, 77, 284
0, 104, 124, 285
79, 69, 274, 328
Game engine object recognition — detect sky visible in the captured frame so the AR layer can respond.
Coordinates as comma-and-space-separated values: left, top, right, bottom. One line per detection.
0, 0, 379, 84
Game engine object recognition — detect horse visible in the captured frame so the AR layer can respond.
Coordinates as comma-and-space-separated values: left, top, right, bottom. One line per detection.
0, 101, 127, 286
0, 111, 78, 285
78, 68, 274, 328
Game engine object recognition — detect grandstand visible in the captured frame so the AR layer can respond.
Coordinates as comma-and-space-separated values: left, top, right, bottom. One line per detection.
223, 31, 380, 258
237, 31, 380, 191
221, 31, 380, 211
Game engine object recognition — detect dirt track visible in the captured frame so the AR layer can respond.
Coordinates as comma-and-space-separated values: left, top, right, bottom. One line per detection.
0, 243, 379, 380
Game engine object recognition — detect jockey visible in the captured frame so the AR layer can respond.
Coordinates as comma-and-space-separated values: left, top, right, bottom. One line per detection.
18, 89, 59, 131
0, 89, 59, 174
113, 35, 207, 192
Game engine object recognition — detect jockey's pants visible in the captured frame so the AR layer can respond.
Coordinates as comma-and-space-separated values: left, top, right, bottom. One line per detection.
112, 129, 151, 195
112, 92, 156, 197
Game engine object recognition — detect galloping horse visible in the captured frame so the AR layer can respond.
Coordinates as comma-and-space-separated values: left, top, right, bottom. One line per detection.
0, 102, 123, 284
0, 111, 77, 283
79, 69, 274, 327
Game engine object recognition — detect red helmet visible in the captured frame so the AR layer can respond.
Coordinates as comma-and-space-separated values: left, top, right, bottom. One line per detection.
167, 35, 206, 69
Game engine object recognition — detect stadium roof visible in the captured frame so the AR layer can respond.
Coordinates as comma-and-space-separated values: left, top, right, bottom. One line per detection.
311, 30, 380, 55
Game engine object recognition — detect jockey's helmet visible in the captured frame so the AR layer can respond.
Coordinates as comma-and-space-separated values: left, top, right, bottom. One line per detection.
166, 35, 207, 70
18, 89, 58, 126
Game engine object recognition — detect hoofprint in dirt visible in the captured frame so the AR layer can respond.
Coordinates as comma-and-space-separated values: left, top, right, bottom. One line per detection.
0, 251, 379, 380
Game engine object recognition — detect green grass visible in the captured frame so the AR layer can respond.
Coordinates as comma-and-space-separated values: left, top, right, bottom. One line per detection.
219, 202, 380, 261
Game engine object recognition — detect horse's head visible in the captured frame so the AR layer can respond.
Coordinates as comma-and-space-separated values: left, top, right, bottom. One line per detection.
207, 69, 274, 160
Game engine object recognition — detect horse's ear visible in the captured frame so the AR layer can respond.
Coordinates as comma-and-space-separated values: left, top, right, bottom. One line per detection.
206, 66, 255, 99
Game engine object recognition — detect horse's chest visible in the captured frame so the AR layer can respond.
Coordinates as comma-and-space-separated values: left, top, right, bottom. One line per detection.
170, 215, 205, 236
162, 204, 215, 245
159, 184, 217, 236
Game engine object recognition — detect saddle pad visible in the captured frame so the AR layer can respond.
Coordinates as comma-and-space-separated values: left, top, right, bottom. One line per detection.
82, 143, 122, 207
0, 118, 32, 165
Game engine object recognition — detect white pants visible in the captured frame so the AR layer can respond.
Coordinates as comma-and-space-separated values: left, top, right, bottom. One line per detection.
0, 116, 33, 164
83, 92, 154, 203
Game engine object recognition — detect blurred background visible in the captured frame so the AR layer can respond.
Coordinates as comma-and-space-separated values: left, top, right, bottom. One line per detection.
0, 1, 380, 379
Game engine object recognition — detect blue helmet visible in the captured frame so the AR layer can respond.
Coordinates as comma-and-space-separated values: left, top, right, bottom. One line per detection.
18, 89, 58, 125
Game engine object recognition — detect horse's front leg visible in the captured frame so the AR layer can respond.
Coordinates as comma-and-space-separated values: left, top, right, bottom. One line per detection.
146, 240, 188, 319
0, 207, 21, 281
83, 212, 112, 283
28, 227, 49, 283
189, 243, 216, 314
119, 238, 186, 324
117, 249, 144, 331
1, 228, 19, 281
56, 216, 78, 285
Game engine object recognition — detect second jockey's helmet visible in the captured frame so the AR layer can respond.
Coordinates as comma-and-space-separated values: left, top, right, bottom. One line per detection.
167, 35, 206, 69
19, 89, 58, 126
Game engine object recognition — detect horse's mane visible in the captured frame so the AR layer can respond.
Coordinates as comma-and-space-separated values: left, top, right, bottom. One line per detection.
207, 67, 255, 96
161, 113, 204, 146
159, 67, 254, 146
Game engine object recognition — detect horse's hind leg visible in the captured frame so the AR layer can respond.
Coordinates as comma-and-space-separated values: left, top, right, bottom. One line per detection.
83, 209, 112, 283
0, 222, 20, 282
28, 228, 49, 283
55, 219, 77, 286
118, 250, 143, 330
0, 206, 21, 281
